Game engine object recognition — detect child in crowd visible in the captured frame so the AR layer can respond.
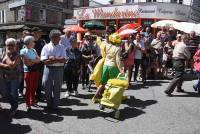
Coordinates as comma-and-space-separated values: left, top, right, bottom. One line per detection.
193, 44, 200, 94
64, 39, 82, 97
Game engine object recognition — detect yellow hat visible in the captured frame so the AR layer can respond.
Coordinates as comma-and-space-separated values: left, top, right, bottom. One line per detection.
109, 33, 122, 45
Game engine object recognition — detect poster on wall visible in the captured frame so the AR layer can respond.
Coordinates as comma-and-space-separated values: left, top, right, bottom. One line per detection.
26, 6, 32, 20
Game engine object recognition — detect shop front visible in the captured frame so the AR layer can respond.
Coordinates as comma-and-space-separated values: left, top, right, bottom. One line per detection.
74, 2, 192, 29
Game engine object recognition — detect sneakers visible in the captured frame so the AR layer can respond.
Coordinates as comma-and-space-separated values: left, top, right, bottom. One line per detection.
92, 97, 100, 103
193, 85, 198, 91
64, 91, 70, 98
176, 89, 185, 93
18, 93, 23, 97
74, 91, 79, 96
193, 85, 200, 94
164, 91, 173, 97
26, 106, 31, 112
9, 109, 17, 118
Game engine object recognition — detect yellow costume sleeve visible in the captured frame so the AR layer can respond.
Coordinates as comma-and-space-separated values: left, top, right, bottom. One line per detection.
90, 38, 106, 87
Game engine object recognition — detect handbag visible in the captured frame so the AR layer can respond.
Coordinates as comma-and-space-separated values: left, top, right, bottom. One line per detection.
27, 63, 40, 72
27, 49, 40, 72
122, 51, 128, 59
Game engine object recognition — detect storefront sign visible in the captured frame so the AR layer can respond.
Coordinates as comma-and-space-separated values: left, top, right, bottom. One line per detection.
74, 3, 190, 22
65, 19, 78, 25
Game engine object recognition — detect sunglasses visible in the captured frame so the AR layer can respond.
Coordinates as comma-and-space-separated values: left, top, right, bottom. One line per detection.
6, 44, 15, 47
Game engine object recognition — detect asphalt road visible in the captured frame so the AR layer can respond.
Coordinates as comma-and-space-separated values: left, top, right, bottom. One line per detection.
0, 77, 200, 134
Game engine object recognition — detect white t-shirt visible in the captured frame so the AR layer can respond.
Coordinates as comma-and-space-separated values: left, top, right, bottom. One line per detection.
134, 40, 145, 60
41, 42, 67, 66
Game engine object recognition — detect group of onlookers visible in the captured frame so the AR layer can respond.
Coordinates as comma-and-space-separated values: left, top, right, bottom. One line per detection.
0, 27, 101, 117
0, 25, 200, 118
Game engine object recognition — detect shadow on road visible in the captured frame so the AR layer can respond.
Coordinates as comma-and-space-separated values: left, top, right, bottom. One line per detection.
0, 110, 32, 134
60, 98, 88, 106
15, 109, 64, 123
76, 93, 94, 99
129, 80, 169, 90
171, 91, 200, 98
119, 107, 146, 121
123, 96, 158, 109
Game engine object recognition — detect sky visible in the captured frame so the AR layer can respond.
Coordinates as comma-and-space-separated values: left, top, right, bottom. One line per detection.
95, 0, 110, 4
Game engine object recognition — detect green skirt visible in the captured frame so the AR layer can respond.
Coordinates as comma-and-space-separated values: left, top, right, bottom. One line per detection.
100, 65, 120, 85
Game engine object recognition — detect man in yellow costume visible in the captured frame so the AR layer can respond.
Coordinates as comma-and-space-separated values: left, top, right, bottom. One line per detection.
91, 30, 124, 102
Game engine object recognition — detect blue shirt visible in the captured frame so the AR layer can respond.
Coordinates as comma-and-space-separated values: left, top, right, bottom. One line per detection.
20, 47, 37, 72
60, 35, 71, 50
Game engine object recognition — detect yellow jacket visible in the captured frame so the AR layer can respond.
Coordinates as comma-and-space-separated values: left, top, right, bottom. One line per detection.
90, 37, 106, 87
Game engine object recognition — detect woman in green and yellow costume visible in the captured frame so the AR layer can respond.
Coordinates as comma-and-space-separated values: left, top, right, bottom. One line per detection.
92, 32, 124, 102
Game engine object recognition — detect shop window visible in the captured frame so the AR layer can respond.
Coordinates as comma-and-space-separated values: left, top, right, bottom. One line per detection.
108, 20, 116, 26
141, 19, 154, 27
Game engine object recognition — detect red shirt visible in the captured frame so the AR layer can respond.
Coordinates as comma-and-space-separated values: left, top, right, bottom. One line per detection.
193, 49, 200, 72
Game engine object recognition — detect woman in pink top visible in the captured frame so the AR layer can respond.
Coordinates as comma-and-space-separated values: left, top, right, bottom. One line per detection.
193, 44, 200, 94
123, 35, 135, 84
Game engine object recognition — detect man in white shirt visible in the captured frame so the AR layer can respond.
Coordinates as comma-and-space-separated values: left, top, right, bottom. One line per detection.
165, 35, 191, 96
41, 29, 67, 110
134, 33, 145, 82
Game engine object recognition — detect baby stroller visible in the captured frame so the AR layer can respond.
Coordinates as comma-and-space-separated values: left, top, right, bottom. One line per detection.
87, 56, 102, 91
98, 73, 129, 119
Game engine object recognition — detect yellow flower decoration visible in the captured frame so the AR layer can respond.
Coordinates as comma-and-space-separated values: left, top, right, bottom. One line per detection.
109, 33, 122, 45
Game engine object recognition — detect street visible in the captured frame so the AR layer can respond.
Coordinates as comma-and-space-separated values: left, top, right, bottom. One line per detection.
0, 77, 200, 134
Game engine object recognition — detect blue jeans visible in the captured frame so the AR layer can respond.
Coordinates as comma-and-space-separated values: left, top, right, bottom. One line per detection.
0, 79, 19, 110
194, 71, 200, 92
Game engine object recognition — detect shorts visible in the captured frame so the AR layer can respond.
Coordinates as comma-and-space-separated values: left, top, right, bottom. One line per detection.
100, 65, 120, 85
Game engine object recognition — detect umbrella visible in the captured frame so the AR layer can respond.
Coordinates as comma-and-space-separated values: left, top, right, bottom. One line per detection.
174, 22, 200, 34
117, 23, 141, 33
151, 20, 178, 28
63, 25, 85, 33
118, 29, 137, 36
83, 20, 105, 30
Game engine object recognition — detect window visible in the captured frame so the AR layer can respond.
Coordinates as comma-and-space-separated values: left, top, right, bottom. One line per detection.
17, 8, 25, 22
39, 9, 46, 23
178, 0, 183, 4
126, 0, 134, 3
0, 10, 6, 23
172, 0, 183, 4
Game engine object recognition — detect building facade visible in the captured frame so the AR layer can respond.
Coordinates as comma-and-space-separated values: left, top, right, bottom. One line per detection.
0, 0, 74, 47
112, 0, 200, 23
73, 0, 89, 8
74, 0, 200, 30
